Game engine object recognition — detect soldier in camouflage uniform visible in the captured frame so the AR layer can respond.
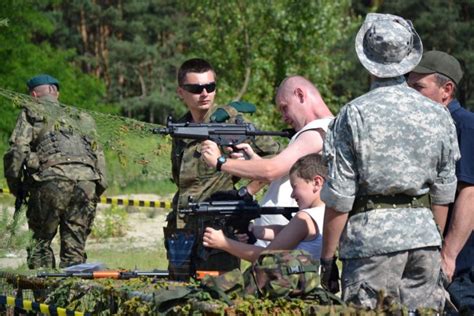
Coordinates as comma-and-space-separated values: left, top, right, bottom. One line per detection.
3, 74, 108, 269
319, 14, 459, 310
165, 59, 281, 279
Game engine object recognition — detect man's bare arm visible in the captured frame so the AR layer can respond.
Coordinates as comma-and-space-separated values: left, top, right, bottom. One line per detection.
321, 207, 348, 259
201, 129, 324, 182
441, 183, 474, 281
431, 203, 449, 234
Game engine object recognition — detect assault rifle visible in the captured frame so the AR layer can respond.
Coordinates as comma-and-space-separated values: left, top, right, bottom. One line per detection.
37, 269, 169, 279
153, 115, 292, 148
180, 199, 298, 244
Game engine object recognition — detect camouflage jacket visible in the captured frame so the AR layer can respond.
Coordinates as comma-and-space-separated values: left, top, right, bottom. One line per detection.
3, 95, 108, 196
171, 105, 282, 214
321, 76, 460, 259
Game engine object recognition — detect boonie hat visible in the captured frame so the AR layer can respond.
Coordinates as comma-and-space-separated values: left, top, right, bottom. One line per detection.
26, 74, 60, 91
412, 50, 463, 86
355, 13, 422, 78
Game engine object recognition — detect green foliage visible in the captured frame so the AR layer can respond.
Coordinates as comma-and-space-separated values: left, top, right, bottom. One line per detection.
0, 205, 32, 255
44, 0, 190, 124
337, 0, 474, 110
88, 110, 174, 194
87, 247, 168, 270
183, 0, 359, 125
0, 1, 109, 136
377, 0, 474, 109
90, 206, 129, 240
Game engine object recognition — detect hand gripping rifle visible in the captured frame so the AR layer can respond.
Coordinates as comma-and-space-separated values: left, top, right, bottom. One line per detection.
180, 199, 298, 244
153, 115, 292, 149
36, 269, 169, 280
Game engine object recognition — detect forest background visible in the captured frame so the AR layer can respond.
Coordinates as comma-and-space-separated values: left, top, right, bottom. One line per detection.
0, 0, 473, 197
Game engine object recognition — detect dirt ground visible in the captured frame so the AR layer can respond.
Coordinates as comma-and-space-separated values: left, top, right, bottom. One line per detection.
0, 194, 169, 269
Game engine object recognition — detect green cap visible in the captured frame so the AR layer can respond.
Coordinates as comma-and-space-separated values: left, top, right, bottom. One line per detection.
26, 74, 60, 91
412, 51, 463, 85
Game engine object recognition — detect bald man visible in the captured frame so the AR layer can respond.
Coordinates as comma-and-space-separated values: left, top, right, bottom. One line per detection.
201, 76, 334, 244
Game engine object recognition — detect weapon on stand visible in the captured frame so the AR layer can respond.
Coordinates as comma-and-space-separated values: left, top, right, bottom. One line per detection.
36, 270, 169, 280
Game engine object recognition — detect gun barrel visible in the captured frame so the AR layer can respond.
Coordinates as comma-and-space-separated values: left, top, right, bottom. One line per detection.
182, 201, 298, 219
135, 270, 169, 278
152, 127, 170, 135
36, 270, 169, 279
37, 272, 71, 278
250, 130, 291, 138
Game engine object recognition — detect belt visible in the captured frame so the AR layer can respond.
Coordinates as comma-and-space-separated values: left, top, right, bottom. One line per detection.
350, 193, 431, 217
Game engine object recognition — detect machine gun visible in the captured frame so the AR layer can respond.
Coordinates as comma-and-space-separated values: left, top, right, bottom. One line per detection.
153, 116, 292, 149
37, 269, 169, 280
180, 199, 298, 244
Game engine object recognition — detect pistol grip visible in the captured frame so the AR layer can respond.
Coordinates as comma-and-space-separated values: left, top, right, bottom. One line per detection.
247, 231, 257, 244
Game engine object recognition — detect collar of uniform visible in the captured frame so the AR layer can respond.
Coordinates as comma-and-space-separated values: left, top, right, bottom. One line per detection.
177, 111, 196, 123
370, 75, 406, 90
447, 99, 461, 115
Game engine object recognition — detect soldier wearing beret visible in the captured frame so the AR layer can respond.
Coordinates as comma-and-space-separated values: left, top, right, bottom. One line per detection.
3, 74, 108, 269
320, 14, 459, 310
408, 51, 474, 311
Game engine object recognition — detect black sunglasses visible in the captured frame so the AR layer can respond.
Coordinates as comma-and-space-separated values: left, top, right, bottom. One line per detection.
181, 82, 216, 94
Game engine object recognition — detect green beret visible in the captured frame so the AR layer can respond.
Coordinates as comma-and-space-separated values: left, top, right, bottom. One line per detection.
26, 74, 60, 91
210, 101, 257, 122
228, 101, 256, 113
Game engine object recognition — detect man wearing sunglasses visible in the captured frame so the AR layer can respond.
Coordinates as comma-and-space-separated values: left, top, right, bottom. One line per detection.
164, 58, 282, 280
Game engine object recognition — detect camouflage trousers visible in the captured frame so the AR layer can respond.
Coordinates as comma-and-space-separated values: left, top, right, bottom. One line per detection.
341, 247, 446, 310
26, 179, 97, 269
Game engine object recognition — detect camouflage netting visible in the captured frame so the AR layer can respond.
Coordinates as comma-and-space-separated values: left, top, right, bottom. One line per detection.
0, 87, 173, 195
0, 272, 442, 315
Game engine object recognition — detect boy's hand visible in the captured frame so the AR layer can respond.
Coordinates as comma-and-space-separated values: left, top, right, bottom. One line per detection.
203, 227, 226, 249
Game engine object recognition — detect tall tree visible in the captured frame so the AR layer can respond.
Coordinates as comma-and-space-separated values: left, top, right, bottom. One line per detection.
0, 0, 106, 138
337, 0, 474, 110
182, 0, 359, 127
379, 0, 474, 109
47, 0, 191, 124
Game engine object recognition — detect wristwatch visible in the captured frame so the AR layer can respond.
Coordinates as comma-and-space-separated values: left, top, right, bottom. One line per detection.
216, 155, 227, 171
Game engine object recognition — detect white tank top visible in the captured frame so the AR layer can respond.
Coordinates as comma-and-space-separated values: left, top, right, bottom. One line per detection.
254, 118, 333, 246
295, 205, 325, 260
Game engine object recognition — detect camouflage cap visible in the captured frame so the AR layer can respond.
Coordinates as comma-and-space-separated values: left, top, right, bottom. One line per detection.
26, 74, 60, 91
412, 50, 463, 86
355, 13, 422, 78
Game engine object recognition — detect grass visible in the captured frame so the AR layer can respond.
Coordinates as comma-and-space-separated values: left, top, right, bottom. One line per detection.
86, 246, 168, 271
0, 205, 32, 258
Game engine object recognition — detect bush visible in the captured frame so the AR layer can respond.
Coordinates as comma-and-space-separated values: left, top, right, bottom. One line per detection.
0, 205, 32, 256
90, 206, 128, 240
